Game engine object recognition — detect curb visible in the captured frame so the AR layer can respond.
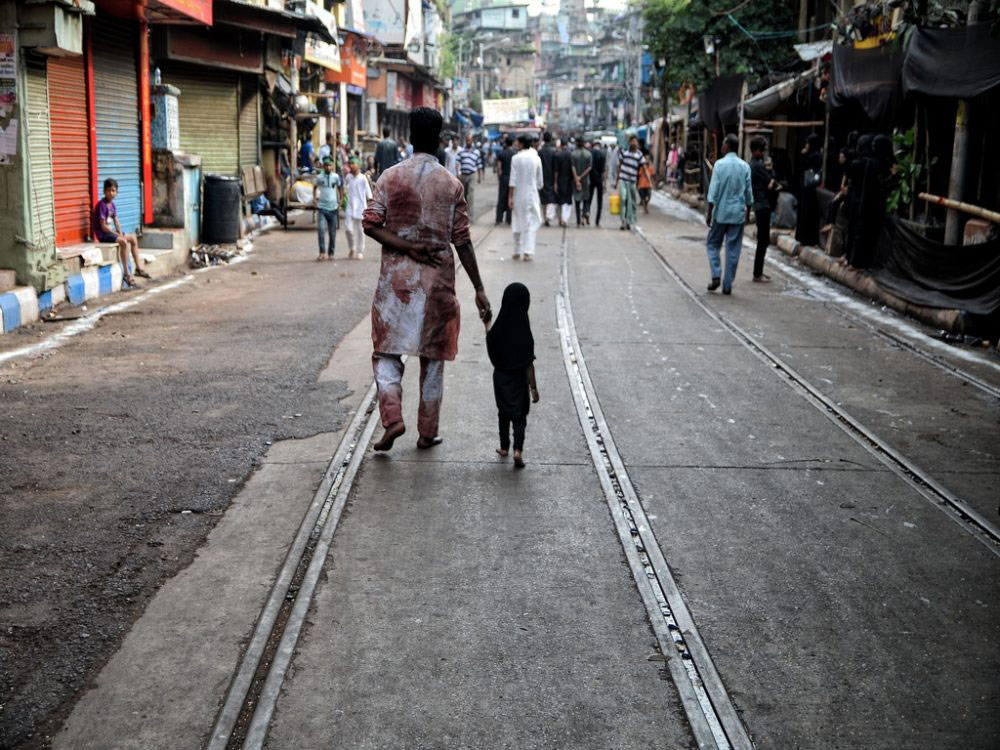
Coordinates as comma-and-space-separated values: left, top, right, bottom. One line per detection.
1, 218, 278, 337
1, 264, 128, 336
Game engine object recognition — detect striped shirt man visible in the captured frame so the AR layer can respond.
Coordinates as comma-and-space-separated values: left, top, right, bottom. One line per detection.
457, 146, 483, 175
617, 147, 644, 183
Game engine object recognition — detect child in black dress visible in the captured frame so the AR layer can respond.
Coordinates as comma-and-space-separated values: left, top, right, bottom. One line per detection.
485, 282, 539, 468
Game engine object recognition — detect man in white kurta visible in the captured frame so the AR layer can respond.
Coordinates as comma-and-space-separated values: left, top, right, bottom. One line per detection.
508, 134, 543, 261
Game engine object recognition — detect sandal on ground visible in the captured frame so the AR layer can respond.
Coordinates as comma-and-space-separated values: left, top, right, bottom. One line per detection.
416, 436, 443, 449
134, 268, 152, 279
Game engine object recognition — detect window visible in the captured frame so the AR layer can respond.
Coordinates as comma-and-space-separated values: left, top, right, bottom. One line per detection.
511, 8, 519, 17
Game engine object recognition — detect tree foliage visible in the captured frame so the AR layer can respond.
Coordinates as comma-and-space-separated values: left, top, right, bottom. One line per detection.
642, 0, 799, 93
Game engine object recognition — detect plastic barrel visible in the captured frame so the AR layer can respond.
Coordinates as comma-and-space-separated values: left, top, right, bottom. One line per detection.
202, 174, 241, 244
609, 193, 620, 215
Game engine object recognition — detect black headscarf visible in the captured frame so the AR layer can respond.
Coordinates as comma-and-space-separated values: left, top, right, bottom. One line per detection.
872, 134, 895, 175
486, 282, 535, 370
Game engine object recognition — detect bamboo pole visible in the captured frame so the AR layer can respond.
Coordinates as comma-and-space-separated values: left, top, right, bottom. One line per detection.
918, 192, 1000, 224
743, 120, 825, 128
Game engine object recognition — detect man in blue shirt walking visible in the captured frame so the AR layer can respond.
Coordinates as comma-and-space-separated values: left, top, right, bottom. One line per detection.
313, 157, 342, 260
705, 133, 753, 294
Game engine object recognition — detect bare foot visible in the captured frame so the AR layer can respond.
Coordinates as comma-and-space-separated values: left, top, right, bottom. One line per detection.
416, 436, 443, 449
513, 450, 525, 468
496, 447, 509, 458
373, 422, 405, 451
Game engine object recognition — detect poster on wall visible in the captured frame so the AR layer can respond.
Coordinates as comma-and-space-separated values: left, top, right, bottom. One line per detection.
0, 33, 16, 79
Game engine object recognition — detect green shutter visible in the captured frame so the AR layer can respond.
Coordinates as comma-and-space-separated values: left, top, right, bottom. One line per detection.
25, 56, 55, 247
239, 75, 259, 167
161, 64, 239, 175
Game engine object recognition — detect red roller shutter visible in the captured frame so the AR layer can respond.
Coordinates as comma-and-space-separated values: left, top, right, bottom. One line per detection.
48, 55, 91, 246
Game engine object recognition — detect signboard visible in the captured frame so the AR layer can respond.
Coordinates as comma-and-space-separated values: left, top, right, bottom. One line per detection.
347, 0, 365, 32
324, 31, 366, 88
157, 0, 212, 26
304, 0, 341, 71
364, 0, 404, 46
481, 96, 532, 125
405, 0, 422, 62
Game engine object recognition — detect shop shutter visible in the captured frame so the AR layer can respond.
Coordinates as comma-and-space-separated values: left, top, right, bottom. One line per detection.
48, 54, 91, 246
238, 75, 259, 167
93, 17, 142, 234
161, 65, 239, 175
25, 57, 55, 248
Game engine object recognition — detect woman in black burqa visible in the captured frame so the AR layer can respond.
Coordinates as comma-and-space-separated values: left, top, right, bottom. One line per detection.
486, 282, 539, 468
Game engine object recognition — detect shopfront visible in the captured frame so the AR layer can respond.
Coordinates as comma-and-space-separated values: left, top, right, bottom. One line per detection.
92, 14, 142, 234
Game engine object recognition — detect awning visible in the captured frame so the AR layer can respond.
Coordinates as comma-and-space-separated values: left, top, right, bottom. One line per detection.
214, 0, 335, 43
794, 40, 832, 62
743, 68, 814, 119
828, 41, 902, 126
903, 22, 1000, 98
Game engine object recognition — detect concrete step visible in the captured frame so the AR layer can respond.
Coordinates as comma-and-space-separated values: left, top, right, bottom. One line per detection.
139, 229, 183, 251
140, 248, 187, 280
0, 269, 16, 294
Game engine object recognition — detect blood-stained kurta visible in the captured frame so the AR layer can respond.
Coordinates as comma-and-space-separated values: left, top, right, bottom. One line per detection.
362, 153, 472, 361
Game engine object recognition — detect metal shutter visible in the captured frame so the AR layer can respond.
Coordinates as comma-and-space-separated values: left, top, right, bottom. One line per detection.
238, 75, 259, 167
93, 17, 142, 234
161, 65, 239, 175
48, 54, 91, 246
25, 57, 56, 248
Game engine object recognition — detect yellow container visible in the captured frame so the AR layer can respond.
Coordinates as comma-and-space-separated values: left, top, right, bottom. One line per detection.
609, 193, 620, 215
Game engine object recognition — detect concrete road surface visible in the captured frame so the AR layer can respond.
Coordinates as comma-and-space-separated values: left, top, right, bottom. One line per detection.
3, 176, 998, 749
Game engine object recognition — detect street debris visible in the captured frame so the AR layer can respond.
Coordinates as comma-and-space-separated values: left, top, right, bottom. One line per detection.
189, 239, 252, 268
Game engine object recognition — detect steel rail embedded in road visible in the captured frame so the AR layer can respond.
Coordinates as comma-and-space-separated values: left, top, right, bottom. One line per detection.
633, 226, 1000, 556
650, 190, 1000, 400
206, 219, 501, 749
556, 232, 755, 750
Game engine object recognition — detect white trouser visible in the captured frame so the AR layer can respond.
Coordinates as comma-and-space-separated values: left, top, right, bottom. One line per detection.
545, 204, 557, 222
560, 203, 572, 223
345, 215, 365, 255
514, 228, 537, 257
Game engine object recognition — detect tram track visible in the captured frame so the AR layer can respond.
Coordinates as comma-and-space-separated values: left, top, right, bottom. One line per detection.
630, 225, 1000, 555
556, 231, 753, 750
205, 218, 500, 750
650, 191, 1000, 401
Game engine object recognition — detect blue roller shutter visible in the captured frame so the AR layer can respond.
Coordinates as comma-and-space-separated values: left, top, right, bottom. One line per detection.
93, 17, 142, 234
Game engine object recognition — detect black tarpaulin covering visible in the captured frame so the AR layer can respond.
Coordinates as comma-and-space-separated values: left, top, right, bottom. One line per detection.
828, 42, 903, 126
903, 23, 1000, 98
872, 218, 1000, 315
697, 75, 744, 130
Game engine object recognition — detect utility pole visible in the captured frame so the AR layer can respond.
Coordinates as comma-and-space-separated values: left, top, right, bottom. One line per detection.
944, 0, 982, 245
633, 12, 643, 125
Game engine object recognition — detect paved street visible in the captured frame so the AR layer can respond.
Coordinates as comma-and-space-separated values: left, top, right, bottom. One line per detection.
2, 180, 998, 749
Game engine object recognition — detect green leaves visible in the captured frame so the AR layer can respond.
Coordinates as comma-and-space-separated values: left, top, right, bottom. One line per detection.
642, 0, 797, 92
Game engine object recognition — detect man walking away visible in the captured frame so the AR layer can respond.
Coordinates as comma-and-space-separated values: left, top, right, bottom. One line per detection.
571, 137, 592, 226
458, 134, 483, 215
615, 135, 644, 230
705, 133, 753, 295
344, 158, 372, 259
508, 134, 543, 261
538, 132, 557, 226
313, 157, 342, 260
374, 126, 399, 177
496, 136, 515, 225
588, 140, 607, 226
749, 136, 778, 283
553, 138, 574, 227
363, 107, 492, 451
